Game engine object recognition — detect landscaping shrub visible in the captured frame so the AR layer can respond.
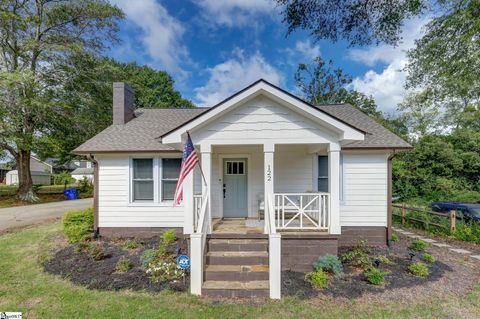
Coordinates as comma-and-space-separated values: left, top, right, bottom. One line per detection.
377, 255, 392, 265
391, 233, 399, 242
78, 177, 93, 195
162, 229, 177, 245
54, 171, 75, 185
75, 241, 91, 253
115, 258, 132, 273
453, 222, 480, 244
88, 244, 105, 261
423, 253, 436, 263
409, 262, 429, 277
146, 259, 185, 283
341, 239, 373, 270
123, 238, 141, 250
305, 269, 329, 289
62, 207, 94, 243
364, 268, 386, 285
140, 249, 159, 268
313, 254, 344, 278
409, 239, 428, 251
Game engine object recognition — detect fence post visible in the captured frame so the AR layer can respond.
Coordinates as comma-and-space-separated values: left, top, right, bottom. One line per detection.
449, 210, 456, 232
402, 203, 406, 226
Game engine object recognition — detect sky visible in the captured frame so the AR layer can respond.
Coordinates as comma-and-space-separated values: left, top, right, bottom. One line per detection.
108, 0, 430, 114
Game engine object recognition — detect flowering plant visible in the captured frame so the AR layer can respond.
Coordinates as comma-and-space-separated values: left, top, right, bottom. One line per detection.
146, 259, 185, 283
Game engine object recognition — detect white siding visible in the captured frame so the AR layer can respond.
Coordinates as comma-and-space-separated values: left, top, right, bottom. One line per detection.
96, 154, 184, 228
30, 157, 52, 173
340, 153, 389, 227
274, 145, 314, 193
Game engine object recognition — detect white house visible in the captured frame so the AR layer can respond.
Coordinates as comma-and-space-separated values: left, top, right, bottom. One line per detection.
5, 156, 53, 185
74, 80, 411, 299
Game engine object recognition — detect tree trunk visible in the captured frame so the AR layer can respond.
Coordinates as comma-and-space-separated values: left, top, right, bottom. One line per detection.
16, 149, 36, 202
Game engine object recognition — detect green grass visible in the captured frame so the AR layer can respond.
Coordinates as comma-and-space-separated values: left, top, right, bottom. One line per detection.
0, 222, 480, 318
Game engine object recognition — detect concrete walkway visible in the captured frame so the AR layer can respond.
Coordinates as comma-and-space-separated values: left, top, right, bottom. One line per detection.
0, 198, 93, 232
392, 226, 480, 262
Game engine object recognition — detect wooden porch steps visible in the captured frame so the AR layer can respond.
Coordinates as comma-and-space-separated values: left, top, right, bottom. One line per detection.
202, 238, 269, 298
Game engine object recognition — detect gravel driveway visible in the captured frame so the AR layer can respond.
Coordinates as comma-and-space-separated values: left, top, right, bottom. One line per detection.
0, 198, 93, 232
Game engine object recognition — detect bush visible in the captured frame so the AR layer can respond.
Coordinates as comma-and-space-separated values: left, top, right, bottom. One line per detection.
140, 249, 159, 268
162, 229, 177, 245
305, 269, 329, 289
123, 238, 141, 250
409, 239, 428, 251
391, 233, 399, 242
54, 171, 75, 185
115, 258, 132, 273
423, 253, 436, 263
453, 222, 480, 244
341, 239, 373, 270
409, 262, 429, 277
88, 244, 105, 261
146, 259, 185, 283
377, 255, 392, 265
313, 254, 344, 278
365, 268, 386, 285
62, 207, 94, 243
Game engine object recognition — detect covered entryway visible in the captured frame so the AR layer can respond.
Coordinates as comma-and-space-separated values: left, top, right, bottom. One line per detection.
223, 158, 248, 218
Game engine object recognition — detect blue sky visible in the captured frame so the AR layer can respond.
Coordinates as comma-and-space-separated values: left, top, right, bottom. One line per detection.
108, 0, 429, 114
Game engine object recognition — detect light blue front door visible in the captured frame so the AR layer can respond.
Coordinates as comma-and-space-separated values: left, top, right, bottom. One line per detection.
223, 158, 248, 218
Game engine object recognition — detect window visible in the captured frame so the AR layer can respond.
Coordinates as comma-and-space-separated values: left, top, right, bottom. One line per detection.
318, 156, 328, 192
226, 161, 245, 175
132, 158, 153, 201
162, 158, 181, 200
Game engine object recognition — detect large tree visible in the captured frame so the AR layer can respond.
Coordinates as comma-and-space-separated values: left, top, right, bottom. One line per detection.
0, 0, 123, 201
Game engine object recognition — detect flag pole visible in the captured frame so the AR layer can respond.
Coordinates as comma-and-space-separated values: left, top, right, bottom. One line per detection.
187, 131, 207, 186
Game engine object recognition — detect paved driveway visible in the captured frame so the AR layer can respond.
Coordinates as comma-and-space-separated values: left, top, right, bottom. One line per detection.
0, 198, 93, 232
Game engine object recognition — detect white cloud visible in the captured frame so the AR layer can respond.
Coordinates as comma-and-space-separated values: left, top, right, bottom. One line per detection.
194, 0, 275, 27
111, 0, 189, 75
288, 39, 321, 61
349, 17, 430, 113
195, 49, 283, 107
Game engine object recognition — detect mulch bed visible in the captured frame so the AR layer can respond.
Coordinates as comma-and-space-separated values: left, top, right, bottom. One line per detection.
43, 236, 189, 293
282, 234, 479, 302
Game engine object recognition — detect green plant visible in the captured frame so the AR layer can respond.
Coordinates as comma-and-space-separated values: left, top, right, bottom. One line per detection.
123, 238, 141, 250
140, 249, 159, 268
423, 253, 436, 263
391, 233, 399, 242
162, 229, 177, 245
409, 239, 428, 251
88, 244, 105, 261
365, 268, 387, 285
115, 258, 132, 273
146, 258, 185, 283
54, 171, 75, 185
75, 241, 91, 253
62, 207, 94, 243
409, 262, 429, 277
78, 177, 93, 194
341, 239, 373, 270
304, 269, 329, 289
377, 255, 392, 265
313, 254, 344, 278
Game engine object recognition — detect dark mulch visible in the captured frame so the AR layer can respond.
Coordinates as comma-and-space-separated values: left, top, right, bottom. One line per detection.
282, 241, 453, 300
43, 236, 189, 293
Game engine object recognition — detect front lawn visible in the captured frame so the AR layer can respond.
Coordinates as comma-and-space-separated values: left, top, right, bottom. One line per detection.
0, 222, 479, 318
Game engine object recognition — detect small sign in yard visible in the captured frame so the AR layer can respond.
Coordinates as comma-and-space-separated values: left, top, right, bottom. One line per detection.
177, 255, 190, 270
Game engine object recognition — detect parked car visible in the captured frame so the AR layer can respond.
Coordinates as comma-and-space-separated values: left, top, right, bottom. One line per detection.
431, 202, 480, 222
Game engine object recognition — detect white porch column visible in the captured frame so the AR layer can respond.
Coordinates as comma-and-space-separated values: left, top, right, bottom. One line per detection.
264, 143, 275, 233
200, 144, 212, 233
328, 143, 341, 235
183, 171, 194, 235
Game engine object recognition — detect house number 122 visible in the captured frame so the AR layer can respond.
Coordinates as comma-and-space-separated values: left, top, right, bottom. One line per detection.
266, 165, 272, 181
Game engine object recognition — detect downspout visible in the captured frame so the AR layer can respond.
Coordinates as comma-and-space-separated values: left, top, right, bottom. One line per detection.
387, 149, 398, 247
87, 154, 99, 238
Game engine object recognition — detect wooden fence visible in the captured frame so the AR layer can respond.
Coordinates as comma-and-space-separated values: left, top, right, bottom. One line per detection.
392, 204, 456, 232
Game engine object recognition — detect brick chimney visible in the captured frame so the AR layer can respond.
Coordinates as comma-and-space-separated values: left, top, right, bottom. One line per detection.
113, 82, 135, 124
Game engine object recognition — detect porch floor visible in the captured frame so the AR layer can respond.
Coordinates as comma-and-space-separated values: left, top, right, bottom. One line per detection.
212, 218, 263, 235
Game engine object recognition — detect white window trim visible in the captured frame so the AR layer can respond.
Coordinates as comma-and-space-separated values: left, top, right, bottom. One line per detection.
128, 156, 182, 207
313, 153, 345, 203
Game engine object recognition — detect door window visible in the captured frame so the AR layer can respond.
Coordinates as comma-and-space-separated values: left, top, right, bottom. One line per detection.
226, 161, 245, 175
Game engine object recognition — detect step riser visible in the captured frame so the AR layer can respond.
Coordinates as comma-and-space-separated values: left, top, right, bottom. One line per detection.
204, 271, 269, 281
203, 289, 269, 298
206, 256, 269, 265
207, 243, 268, 252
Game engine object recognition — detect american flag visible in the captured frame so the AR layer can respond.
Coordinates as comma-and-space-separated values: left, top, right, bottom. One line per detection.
173, 133, 199, 205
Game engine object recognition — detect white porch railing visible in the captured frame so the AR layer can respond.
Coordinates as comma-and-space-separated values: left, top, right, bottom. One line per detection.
265, 193, 281, 299
273, 193, 329, 230
193, 194, 202, 232
190, 189, 210, 296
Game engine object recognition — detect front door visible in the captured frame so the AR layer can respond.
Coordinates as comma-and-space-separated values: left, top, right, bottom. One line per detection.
223, 158, 248, 218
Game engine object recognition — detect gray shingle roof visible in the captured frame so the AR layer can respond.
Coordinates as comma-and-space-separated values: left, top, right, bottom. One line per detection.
71, 167, 94, 175
74, 104, 410, 154
315, 104, 411, 149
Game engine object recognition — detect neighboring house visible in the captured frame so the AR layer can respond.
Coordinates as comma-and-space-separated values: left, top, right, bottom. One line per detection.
71, 167, 94, 183
74, 80, 411, 299
45, 158, 92, 173
0, 163, 13, 184
5, 156, 53, 185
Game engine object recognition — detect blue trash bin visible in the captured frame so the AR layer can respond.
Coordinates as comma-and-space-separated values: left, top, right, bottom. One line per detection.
64, 188, 79, 200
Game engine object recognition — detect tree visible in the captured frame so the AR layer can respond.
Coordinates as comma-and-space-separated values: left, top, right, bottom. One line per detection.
0, 0, 124, 201
35, 54, 194, 162
275, 0, 427, 46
